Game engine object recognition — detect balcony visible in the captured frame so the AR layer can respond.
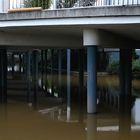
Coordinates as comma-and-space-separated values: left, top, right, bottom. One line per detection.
0, 0, 140, 13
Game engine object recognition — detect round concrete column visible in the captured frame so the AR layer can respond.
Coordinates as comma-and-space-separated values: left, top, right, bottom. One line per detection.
26, 50, 31, 103
58, 49, 62, 97
119, 48, 132, 113
87, 46, 97, 113
67, 49, 71, 112
83, 29, 99, 114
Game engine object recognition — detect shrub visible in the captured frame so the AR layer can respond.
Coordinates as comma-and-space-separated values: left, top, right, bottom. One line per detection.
132, 59, 140, 72
107, 60, 119, 74
24, 0, 51, 9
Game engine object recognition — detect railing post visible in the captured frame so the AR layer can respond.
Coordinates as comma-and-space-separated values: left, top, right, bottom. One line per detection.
50, 0, 57, 9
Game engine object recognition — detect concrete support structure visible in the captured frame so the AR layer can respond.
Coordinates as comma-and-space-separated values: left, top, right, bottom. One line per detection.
58, 49, 62, 97
0, 49, 7, 103
119, 48, 132, 113
87, 47, 97, 113
19, 53, 22, 73
67, 49, 71, 112
32, 50, 39, 104
51, 49, 54, 96
44, 50, 48, 92
11, 53, 15, 78
26, 50, 31, 103
41, 50, 44, 90
84, 29, 99, 113
78, 49, 84, 106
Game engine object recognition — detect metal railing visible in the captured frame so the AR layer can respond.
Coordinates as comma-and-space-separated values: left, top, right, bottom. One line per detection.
0, 0, 140, 13
57, 0, 140, 8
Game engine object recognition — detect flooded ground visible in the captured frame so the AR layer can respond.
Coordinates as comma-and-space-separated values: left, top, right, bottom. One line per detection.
1, 73, 140, 140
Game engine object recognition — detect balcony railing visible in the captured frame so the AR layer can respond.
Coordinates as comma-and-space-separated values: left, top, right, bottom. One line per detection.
0, 0, 140, 13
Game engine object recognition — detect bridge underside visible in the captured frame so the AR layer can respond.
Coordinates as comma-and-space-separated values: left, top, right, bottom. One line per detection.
0, 6, 140, 114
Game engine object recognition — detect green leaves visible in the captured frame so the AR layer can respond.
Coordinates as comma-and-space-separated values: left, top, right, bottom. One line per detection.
24, 0, 51, 9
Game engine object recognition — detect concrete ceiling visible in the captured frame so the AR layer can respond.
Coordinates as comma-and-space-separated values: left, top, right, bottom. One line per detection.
0, 24, 140, 41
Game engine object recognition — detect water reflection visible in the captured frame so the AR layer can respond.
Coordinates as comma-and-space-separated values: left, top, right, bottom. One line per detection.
0, 99, 140, 140
132, 98, 140, 124
5, 72, 140, 140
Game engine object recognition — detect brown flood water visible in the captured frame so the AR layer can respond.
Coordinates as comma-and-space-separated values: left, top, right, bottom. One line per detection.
1, 74, 140, 140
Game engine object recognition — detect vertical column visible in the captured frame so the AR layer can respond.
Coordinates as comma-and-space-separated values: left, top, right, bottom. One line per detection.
78, 49, 84, 105
11, 52, 14, 78
26, 50, 31, 103
44, 49, 48, 92
41, 50, 44, 90
58, 49, 62, 97
22, 53, 26, 74
67, 49, 71, 113
87, 47, 97, 113
78, 49, 84, 122
0, 49, 7, 103
51, 49, 54, 96
119, 48, 132, 113
19, 53, 22, 73
84, 29, 99, 114
32, 50, 39, 105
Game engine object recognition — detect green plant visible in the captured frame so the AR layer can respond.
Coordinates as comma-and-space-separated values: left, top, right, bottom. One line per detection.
24, 0, 51, 9
107, 60, 119, 74
132, 59, 140, 72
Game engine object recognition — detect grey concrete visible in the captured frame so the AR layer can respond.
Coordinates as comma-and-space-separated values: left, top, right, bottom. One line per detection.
67, 49, 71, 109
0, 6, 140, 21
87, 46, 97, 114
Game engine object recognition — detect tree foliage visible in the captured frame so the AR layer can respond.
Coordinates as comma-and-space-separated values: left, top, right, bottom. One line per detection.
24, 0, 51, 9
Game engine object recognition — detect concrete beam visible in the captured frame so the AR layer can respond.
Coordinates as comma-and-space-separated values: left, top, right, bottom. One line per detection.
1, 6, 140, 20
0, 32, 82, 48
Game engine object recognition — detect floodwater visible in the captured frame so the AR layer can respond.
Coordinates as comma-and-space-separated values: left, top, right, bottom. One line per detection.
1, 74, 140, 140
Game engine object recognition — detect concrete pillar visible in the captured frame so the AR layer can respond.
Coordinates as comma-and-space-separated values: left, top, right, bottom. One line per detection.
0, 49, 7, 103
51, 49, 54, 96
119, 48, 132, 113
58, 49, 62, 97
32, 50, 39, 105
26, 50, 31, 103
19, 53, 22, 73
41, 50, 44, 90
11, 53, 14, 78
83, 29, 99, 114
67, 49, 71, 112
78, 49, 84, 108
87, 47, 97, 113
44, 50, 48, 92
22, 53, 25, 74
